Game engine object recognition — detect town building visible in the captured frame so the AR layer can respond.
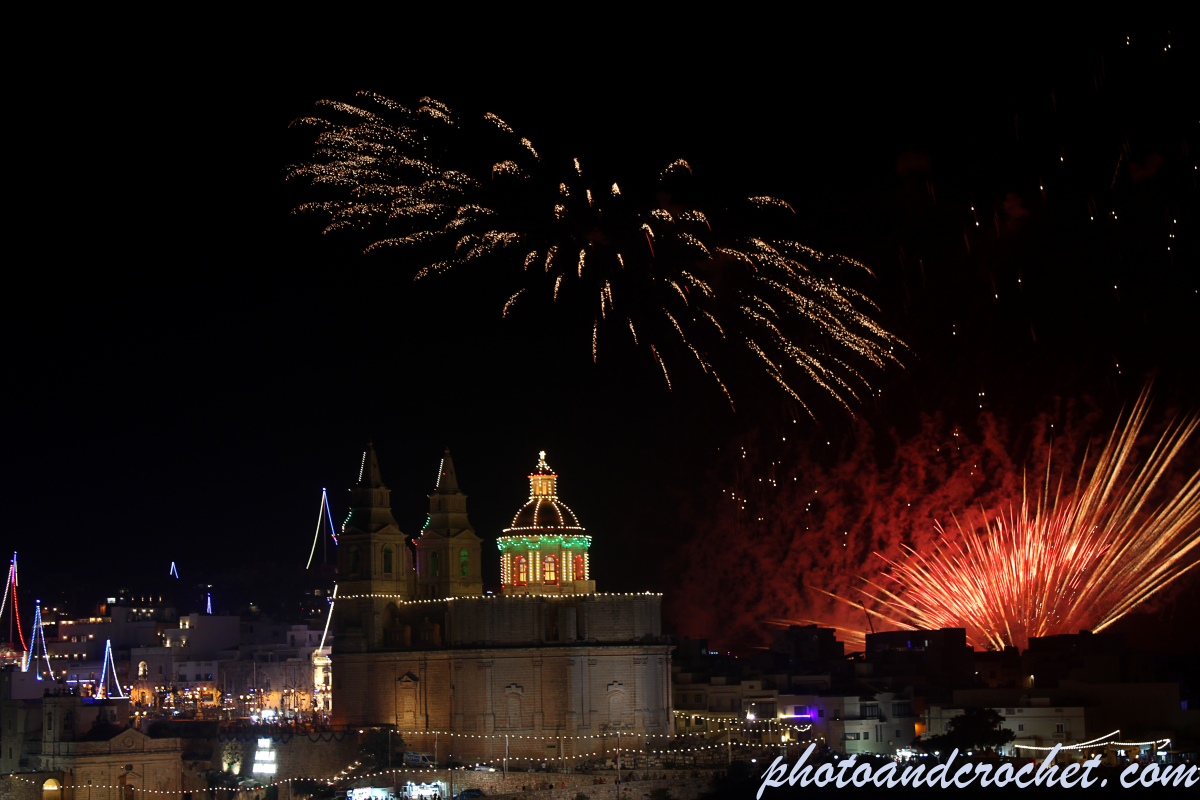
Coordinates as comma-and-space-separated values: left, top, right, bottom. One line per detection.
332, 445, 673, 765
1, 683, 182, 800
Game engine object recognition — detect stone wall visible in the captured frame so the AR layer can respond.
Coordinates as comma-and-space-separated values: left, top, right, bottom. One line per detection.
336, 644, 672, 764
203, 734, 360, 787
0, 773, 63, 800
359, 769, 716, 800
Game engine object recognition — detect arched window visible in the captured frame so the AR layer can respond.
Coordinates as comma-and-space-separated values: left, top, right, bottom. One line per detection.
543, 555, 558, 582
460, 549, 469, 577
138, 661, 148, 678
574, 554, 585, 582
431, 551, 439, 577
515, 555, 528, 584
383, 546, 393, 575
349, 546, 361, 574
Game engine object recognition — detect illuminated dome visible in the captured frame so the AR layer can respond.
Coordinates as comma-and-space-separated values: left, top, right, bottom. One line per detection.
504, 452, 584, 533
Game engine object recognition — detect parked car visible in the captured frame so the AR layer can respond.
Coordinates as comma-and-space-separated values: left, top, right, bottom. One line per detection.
472, 764, 497, 772
452, 790, 485, 800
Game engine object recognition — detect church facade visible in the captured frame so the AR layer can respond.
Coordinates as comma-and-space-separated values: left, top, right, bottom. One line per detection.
331, 445, 673, 764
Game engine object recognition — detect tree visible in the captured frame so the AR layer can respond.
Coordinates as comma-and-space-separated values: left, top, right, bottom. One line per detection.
915, 707, 1015, 754
359, 728, 405, 769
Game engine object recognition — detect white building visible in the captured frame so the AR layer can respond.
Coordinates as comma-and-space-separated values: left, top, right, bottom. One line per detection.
924, 703, 1088, 755
783, 692, 919, 755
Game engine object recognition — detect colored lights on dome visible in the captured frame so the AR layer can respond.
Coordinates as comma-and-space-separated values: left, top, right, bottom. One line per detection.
496, 534, 591, 551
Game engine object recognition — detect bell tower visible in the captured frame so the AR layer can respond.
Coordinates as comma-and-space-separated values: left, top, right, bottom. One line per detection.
415, 448, 483, 598
335, 441, 415, 652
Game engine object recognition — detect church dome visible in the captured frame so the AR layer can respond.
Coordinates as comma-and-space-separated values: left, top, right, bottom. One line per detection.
509, 497, 582, 531
503, 452, 585, 533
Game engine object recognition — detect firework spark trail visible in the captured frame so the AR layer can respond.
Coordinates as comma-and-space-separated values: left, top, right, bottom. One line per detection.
288, 92, 904, 413
814, 389, 1200, 650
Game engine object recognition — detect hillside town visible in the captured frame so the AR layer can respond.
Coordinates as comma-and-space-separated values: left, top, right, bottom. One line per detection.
3, 448, 1197, 800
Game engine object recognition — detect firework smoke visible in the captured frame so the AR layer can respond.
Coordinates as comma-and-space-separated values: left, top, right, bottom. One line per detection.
287, 93, 903, 413
823, 389, 1200, 650
669, 393, 1199, 652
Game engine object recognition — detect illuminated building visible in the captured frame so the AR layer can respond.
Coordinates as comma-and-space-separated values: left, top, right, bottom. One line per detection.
499, 452, 595, 596
332, 445, 672, 765
415, 448, 483, 600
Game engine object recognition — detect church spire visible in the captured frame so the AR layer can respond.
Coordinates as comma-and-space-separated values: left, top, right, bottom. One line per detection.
435, 447, 461, 493
360, 440, 384, 488
417, 448, 482, 599
347, 441, 395, 532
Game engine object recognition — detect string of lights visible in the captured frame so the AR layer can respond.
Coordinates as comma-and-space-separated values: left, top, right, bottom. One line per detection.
20, 601, 53, 678
496, 535, 591, 551
332, 592, 660, 601
382, 723, 810, 740
3, 738, 827, 796
1013, 730, 1172, 752
676, 712, 813, 733
97, 638, 126, 698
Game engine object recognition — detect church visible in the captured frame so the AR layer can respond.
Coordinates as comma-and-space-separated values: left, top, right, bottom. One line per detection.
331, 444, 673, 765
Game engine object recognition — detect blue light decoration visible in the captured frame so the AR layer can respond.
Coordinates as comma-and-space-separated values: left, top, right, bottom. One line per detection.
22, 601, 54, 679
97, 638, 126, 698
206, 593, 213, 615
306, 488, 341, 570
324, 488, 338, 545
170, 561, 180, 579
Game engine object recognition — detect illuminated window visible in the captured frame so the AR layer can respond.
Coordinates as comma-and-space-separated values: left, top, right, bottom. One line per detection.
460, 549, 469, 577
574, 554, 584, 581
544, 556, 557, 582
515, 556, 528, 584
138, 662, 148, 678
431, 552, 439, 577
383, 546, 393, 575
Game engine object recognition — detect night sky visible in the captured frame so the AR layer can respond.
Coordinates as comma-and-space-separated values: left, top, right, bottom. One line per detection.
6, 26, 1196, 649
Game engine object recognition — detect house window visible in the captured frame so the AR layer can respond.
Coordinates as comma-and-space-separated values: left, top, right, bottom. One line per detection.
349, 546, 361, 574
543, 555, 558, 582
383, 546, 393, 575
1018, 724, 1024, 732
842, 733, 860, 741
892, 702, 912, 717
574, 553, 585, 581
514, 556, 528, 584
863, 731, 870, 740
460, 549, 469, 577
694, 695, 702, 703
818, 709, 824, 718
431, 552, 439, 577
138, 662, 148, 678
862, 704, 879, 719
1056, 723, 1065, 734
